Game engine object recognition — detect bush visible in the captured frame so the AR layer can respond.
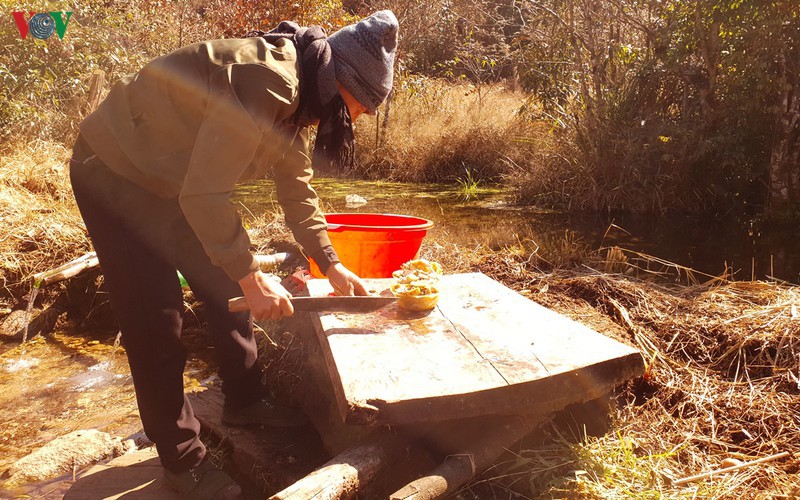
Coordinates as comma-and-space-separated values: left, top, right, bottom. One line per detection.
352, 75, 540, 183
0, 0, 354, 146
510, 66, 773, 215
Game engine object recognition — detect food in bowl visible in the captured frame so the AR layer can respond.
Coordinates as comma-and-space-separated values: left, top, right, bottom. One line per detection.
391, 259, 443, 311
394, 288, 440, 311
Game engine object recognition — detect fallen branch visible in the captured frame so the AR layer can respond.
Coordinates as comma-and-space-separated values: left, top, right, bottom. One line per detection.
30, 252, 289, 289
32, 252, 99, 287
673, 451, 791, 487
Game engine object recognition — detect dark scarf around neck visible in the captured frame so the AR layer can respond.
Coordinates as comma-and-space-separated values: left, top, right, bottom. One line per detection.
245, 22, 354, 174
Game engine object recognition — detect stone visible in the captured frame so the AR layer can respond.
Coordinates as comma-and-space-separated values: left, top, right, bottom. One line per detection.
0, 306, 62, 341
5, 429, 134, 485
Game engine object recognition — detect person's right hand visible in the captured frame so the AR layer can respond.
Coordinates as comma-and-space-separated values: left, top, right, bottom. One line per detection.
237, 270, 294, 322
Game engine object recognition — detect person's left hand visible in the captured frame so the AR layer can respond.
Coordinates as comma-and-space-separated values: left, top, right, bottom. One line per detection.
326, 262, 369, 296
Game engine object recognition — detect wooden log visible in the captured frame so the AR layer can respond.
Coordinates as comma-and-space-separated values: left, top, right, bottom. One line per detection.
390, 456, 473, 500
32, 252, 99, 287
390, 414, 543, 500
31, 252, 286, 289
306, 273, 644, 425
269, 434, 405, 500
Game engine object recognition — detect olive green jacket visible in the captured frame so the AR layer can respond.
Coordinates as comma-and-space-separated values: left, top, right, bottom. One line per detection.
80, 37, 336, 281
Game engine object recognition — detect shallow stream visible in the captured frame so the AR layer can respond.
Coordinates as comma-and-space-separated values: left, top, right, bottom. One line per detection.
236, 178, 800, 283
0, 330, 215, 497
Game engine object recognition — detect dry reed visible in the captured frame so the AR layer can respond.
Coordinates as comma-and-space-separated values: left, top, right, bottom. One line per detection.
0, 140, 90, 308
460, 249, 800, 499
353, 77, 542, 182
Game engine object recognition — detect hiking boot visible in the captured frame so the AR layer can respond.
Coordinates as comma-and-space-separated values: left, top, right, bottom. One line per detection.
163, 457, 243, 500
222, 399, 308, 427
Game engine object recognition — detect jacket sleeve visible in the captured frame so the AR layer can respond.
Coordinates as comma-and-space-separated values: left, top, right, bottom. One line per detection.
273, 127, 340, 274
179, 63, 295, 281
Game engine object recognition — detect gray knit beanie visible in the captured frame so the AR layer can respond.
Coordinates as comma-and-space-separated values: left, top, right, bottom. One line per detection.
328, 10, 398, 113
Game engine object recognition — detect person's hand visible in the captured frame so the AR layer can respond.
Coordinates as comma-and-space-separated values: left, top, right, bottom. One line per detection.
237, 270, 294, 321
326, 263, 369, 296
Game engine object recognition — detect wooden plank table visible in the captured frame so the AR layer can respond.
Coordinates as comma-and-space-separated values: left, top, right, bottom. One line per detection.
307, 272, 644, 425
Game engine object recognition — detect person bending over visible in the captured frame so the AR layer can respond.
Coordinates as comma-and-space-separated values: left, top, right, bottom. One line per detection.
69, 10, 398, 499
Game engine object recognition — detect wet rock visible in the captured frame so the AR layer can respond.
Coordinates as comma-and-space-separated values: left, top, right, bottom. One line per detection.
0, 310, 28, 337
345, 194, 368, 207
0, 305, 62, 341
5, 429, 135, 485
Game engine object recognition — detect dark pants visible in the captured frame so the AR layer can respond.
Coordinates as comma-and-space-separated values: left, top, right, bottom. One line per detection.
69, 136, 264, 472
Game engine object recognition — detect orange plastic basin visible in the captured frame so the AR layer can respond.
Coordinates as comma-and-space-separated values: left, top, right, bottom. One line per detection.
309, 213, 434, 278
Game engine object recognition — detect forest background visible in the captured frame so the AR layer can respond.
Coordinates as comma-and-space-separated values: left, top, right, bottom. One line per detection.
1, 0, 798, 217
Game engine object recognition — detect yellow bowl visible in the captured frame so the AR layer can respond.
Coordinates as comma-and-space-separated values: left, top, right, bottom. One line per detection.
396, 292, 440, 311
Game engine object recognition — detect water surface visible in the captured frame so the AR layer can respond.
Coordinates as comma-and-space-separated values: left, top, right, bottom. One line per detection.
235, 178, 800, 283
0, 330, 216, 496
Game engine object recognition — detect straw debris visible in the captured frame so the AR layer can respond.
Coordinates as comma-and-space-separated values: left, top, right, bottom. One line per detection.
456, 249, 800, 499
0, 140, 91, 309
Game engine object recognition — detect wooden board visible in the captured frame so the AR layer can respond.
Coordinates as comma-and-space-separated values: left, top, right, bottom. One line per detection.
307, 272, 644, 425
189, 385, 329, 496
64, 448, 180, 500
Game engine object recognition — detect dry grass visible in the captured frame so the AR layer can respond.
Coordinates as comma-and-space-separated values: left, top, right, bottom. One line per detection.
0, 140, 300, 307
457, 249, 800, 499
0, 140, 90, 307
505, 99, 709, 214
353, 77, 544, 182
